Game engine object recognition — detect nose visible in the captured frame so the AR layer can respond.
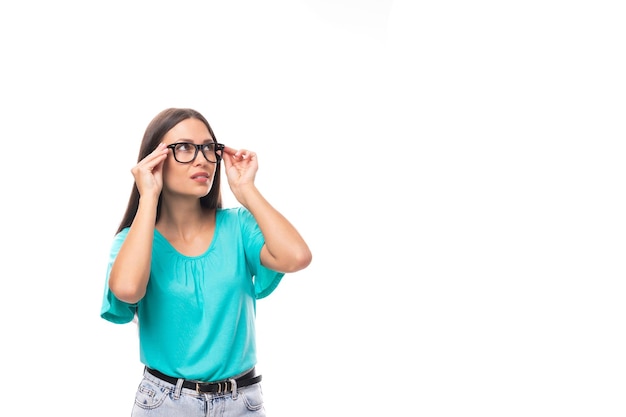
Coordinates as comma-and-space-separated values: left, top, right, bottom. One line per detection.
192, 154, 204, 165
192, 146, 208, 165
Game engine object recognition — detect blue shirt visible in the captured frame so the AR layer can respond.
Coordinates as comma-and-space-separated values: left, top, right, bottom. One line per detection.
100, 207, 284, 381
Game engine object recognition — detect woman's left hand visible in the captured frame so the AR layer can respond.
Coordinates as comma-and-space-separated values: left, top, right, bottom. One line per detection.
221, 146, 259, 193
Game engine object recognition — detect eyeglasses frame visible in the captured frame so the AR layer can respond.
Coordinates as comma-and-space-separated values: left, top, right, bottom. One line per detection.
166, 142, 225, 164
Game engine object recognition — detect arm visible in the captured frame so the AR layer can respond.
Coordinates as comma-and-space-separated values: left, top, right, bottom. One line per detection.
222, 146, 312, 273
108, 143, 169, 303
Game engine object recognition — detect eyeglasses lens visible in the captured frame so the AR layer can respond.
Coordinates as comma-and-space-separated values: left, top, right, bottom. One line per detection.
173, 143, 218, 163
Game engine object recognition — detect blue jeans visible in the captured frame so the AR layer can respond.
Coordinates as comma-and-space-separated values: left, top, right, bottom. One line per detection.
131, 369, 267, 417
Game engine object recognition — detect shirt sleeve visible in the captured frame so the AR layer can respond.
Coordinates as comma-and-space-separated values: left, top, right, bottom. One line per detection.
100, 228, 137, 324
238, 207, 285, 299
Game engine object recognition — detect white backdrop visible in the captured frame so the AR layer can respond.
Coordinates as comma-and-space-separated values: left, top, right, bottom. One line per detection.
0, 1, 624, 416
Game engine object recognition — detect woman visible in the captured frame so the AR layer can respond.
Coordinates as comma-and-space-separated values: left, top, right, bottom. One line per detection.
100, 107, 312, 416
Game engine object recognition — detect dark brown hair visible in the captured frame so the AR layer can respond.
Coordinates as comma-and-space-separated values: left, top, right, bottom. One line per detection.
115, 108, 222, 234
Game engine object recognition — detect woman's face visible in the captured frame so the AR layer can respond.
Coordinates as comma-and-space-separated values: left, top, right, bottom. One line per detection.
161, 117, 219, 200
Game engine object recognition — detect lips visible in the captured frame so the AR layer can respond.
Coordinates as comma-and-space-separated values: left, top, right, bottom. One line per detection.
191, 172, 210, 182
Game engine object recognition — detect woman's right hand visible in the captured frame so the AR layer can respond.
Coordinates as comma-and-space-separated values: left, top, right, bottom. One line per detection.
131, 143, 169, 200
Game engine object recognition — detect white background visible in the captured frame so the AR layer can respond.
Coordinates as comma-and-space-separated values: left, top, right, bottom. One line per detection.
1, 1, 624, 416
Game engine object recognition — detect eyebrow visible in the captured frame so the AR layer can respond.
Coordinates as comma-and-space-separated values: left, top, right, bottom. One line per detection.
173, 138, 215, 143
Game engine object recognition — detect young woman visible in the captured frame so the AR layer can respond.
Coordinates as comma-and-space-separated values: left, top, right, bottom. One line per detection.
100, 107, 312, 416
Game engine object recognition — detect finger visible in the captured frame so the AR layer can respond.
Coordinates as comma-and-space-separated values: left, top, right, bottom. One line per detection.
221, 146, 257, 163
233, 149, 256, 160
139, 144, 169, 168
230, 148, 246, 159
151, 143, 169, 159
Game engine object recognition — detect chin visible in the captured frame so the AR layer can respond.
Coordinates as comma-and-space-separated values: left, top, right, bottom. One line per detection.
199, 186, 214, 198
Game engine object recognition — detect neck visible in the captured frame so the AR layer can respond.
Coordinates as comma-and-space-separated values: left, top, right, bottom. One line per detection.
157, 199, 214, 239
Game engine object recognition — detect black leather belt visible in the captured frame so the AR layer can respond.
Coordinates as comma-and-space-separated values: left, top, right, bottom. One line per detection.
145, 367, 262, 394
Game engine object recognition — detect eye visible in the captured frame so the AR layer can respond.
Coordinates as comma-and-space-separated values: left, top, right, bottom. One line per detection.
175, 143, 194, 153
202, 143, 215, 152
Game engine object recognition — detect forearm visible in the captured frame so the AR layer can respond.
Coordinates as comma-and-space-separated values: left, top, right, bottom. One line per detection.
108, 197, 158, 303
237, 185, 312, 273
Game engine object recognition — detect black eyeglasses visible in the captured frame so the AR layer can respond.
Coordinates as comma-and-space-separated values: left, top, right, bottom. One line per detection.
166, 142, 225, 164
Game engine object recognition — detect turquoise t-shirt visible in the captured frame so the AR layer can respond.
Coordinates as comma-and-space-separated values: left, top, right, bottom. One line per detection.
100, 207, 284, 381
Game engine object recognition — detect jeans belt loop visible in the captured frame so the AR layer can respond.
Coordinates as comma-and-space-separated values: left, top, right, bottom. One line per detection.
174, 378, 184, 399
230, 378, 238, 400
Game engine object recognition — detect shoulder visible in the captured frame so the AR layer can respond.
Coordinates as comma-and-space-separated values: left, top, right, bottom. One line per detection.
217, 207, 259, 238
107, 227, 130, 258
112, 227, 130, 245
217, 207, 254, 223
